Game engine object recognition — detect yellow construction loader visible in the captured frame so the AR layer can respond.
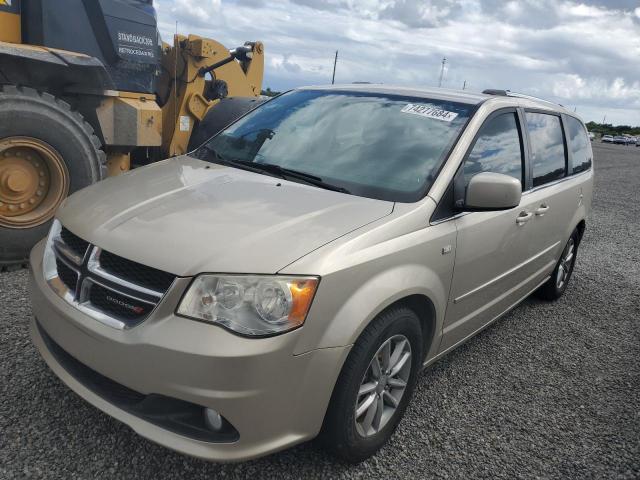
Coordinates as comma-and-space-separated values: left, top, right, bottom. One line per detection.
0, 0, 265, 267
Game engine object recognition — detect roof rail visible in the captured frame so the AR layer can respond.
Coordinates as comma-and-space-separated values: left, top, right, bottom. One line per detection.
482, 89, 562, 107
482, 89, 508, 96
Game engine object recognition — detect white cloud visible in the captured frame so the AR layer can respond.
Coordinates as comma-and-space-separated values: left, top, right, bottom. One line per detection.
155, 0, 640, 125
553, 75, 640, 105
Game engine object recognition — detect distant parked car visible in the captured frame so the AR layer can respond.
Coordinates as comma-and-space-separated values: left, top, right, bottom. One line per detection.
602, 135, 614, 143
613, 136, 627, 145
588, 131, 595, 141
636, 138, 640, 147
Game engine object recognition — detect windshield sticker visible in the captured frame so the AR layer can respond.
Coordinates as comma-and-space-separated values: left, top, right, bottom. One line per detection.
401, 104, 459, 122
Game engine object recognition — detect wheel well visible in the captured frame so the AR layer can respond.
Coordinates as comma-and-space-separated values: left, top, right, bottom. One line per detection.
576, 219, 586, 245
381, 294, 436, 361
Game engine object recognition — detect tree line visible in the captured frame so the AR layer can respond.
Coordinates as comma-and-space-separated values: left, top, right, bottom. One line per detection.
586, 121, 640, 137
261, 88, 281, 97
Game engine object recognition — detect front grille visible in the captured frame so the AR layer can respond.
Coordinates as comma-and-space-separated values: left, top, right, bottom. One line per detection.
46, 220, 176, 329
55, 257, 78, 292
88, 282, 155, 322
60, 227, 90, 259
100, 250, 176, 292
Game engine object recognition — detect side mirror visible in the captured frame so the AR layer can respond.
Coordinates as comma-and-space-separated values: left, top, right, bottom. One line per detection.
465, 172, 522, 211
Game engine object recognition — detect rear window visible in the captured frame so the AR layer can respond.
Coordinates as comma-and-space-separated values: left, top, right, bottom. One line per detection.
526, 112, 567, 187
565, 116, 592, 174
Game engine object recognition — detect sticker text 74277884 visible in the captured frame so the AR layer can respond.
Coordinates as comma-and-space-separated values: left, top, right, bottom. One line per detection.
401, 104, 459, 122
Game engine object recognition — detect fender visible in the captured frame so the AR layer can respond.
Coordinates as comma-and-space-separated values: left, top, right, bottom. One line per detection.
0, 41, 114, 93
306, 263, 448, 358
287, 207, 457, 359
564, 171, 593, 247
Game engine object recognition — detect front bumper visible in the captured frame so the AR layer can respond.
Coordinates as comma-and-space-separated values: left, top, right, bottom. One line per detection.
29, 240, 350, 461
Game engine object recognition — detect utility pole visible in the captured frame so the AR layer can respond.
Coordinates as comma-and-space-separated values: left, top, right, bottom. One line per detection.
462, 80, 466, 90
331, 50, 338, 85
438, 57, 446, 87
602, 115, 606, 124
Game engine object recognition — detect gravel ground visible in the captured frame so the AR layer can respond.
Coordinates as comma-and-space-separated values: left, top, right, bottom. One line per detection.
1, 143, 639, 479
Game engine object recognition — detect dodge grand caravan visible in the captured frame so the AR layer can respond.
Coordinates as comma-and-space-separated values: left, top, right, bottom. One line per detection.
29, 85, 593, 463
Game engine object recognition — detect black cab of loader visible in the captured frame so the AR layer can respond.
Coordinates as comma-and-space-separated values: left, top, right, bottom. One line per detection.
0, 0, 265, 269
13, 0, 161, 94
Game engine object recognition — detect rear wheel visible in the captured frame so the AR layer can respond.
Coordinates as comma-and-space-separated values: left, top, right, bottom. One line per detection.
0, 86, 105, 269
536, 230, 579, 300
319, 306, 423, 463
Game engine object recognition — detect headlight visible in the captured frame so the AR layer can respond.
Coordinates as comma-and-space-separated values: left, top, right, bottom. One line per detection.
177, 275, 319, 336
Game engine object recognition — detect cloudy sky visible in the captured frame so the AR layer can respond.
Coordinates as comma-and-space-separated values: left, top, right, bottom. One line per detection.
154, 0, 640, 126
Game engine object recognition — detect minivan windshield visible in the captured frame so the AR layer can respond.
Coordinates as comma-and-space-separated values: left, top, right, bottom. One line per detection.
194, 89, 474, 202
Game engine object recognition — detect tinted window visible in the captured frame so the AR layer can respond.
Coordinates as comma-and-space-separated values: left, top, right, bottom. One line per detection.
463, 112, 523, 186
526, 112, 566, 187
566, 116, 592, 174
195, 90, 473, 202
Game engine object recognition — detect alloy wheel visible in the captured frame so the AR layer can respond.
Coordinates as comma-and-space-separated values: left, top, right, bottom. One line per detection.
556, 237, 575, 289
354, 334, 412, 437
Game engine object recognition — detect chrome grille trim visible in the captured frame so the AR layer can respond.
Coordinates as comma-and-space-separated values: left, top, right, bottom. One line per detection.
53, 250, 82, 297
53, 238, 86, 265
87, 247, 164, 299
43, 220, 175, 330
76, 278, 158, 330
81, 276, 159, 311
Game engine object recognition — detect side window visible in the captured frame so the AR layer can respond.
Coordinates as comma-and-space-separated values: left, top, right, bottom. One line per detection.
463, 112, 524, 186
526, 112, 567, 187
566, 116, 592, 174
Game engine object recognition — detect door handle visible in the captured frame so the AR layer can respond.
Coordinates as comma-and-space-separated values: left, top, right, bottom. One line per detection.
516, 211, 533, 225
535, 204, 550, 216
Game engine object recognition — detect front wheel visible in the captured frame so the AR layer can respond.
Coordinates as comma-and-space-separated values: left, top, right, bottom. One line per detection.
319, 306, 423, 463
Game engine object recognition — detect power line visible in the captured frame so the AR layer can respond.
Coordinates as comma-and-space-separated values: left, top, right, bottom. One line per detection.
331, 50, 338, 85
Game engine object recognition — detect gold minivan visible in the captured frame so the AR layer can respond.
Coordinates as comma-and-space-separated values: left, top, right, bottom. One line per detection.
29, 85, 593, 463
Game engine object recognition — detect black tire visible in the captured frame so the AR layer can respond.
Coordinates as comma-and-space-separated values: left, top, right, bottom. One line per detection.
536, 229, 579, 300
319, 306, 423, 463
0, 85, 106, 269
187, 96, 267, 151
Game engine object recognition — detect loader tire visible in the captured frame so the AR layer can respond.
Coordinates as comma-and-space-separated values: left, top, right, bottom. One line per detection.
0, 86, 106, 270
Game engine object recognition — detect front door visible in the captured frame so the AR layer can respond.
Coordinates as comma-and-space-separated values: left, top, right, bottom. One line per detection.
441, 109, 547, 351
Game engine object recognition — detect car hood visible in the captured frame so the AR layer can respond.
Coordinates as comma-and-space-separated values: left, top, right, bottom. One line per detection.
57, 156, 394, 276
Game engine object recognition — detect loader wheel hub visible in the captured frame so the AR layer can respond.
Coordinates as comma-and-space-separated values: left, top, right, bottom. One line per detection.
0, 137, 69, 229
5, 169, 30, 193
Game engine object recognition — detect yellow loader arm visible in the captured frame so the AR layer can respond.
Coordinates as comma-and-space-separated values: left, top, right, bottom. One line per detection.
159, 35, 264, 156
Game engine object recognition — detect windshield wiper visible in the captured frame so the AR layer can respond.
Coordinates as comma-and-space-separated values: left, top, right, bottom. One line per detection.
198, 147, 350, 194
230, 160, 351, 194
199, 146, 284, 178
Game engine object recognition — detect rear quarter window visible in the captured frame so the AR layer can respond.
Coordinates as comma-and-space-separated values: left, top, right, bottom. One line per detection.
566, 116, 592, 174
526, 112, 567, 187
